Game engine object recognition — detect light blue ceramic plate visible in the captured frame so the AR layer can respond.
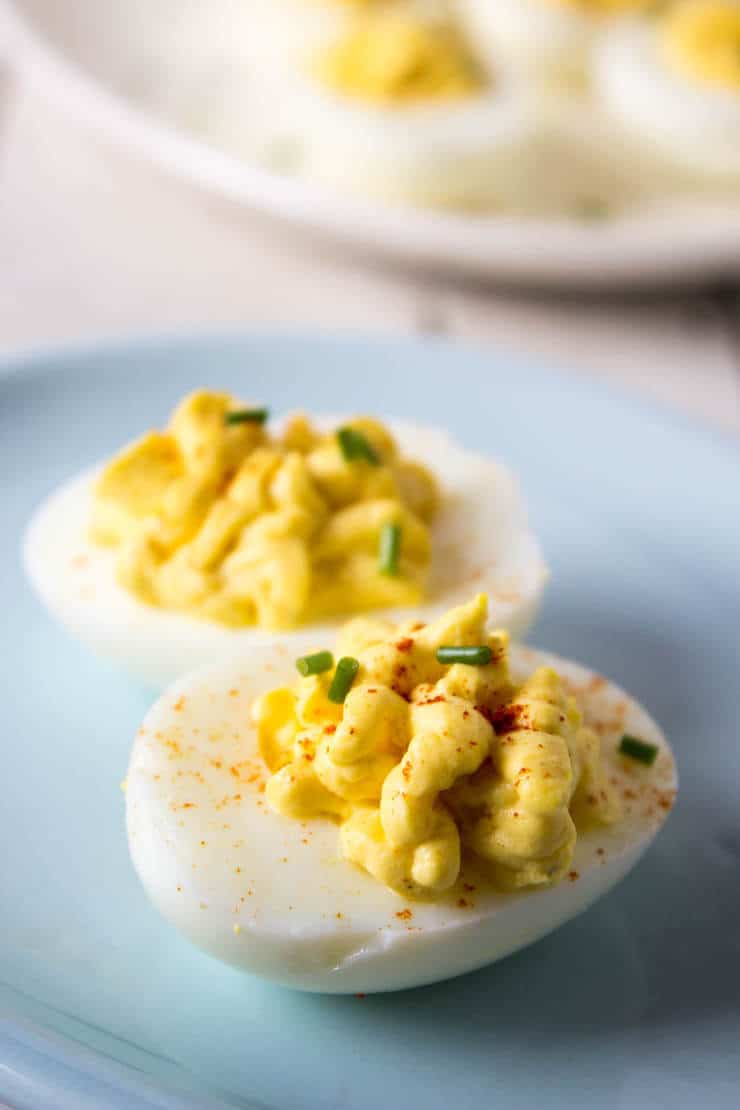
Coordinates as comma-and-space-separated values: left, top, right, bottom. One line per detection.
1, 332, 739, 1110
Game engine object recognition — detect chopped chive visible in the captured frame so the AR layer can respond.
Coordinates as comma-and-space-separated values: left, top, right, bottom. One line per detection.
328, 656, 360, 704
575, 197, 610, 222
436, 645, 493, 666
379, 522, 402, 576
296, 650, 334, 677
225, 408, 269, 426
337, 426, 380, 465
619, 734, 659, 766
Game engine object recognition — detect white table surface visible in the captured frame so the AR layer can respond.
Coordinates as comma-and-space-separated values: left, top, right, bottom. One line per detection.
2, 74, 739, 436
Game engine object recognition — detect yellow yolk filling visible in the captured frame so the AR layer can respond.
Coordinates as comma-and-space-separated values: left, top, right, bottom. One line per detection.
91, 392, 438, 630
661, 1, 740, 89
254, 594, 621, 897
314, 15, 485, 103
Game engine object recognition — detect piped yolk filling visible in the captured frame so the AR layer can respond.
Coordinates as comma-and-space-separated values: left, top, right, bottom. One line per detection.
91, 392, 438, 630
254, 594, 621, 898
314, 15, 486, 104
661, 1, 740, 90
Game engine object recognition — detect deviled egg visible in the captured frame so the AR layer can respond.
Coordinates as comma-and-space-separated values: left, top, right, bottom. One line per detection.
458, 0, 649, 95
24, 391, 547, 689
274, 10, 538, 208
594, 0, 740, 180
126, 595, 677, 993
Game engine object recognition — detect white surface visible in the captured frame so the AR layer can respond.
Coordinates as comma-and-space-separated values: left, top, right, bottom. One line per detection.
2, 0, 740, 285
0, 47, 738, 435
126, 641, 677, 993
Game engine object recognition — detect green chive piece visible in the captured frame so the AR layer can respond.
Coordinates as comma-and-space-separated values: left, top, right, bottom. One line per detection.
296, 651, 334, 677
337, 426, 380, 465
225, 408, 269, 426
328, 656, 360, 704
575, 197, 610, 222
379, 522, 402, 576
619, 734, 659, 766
436, 645, 493, 666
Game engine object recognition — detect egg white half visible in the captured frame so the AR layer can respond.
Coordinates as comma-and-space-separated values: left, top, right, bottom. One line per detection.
458, 0, 607, 94
181, 0, 350, 79
594, 18, 740, 180
285, 84, 539, 209
126, 640, 677, 993
24, 420, 547, 689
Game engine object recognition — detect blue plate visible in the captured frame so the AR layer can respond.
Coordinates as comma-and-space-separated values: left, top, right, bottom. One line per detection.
2, 332, 739, 1110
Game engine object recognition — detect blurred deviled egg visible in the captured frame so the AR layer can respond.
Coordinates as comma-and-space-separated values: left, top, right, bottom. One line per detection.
24, 391, 547, 689
458, 0, 649, 95
276, 10, 538, 208
594, 0, 740, 180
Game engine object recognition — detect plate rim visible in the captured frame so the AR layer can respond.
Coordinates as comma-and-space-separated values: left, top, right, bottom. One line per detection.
3, 0, 740, 286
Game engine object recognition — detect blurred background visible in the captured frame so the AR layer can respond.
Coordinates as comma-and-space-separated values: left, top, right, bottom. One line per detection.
1, 0, 739, 434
